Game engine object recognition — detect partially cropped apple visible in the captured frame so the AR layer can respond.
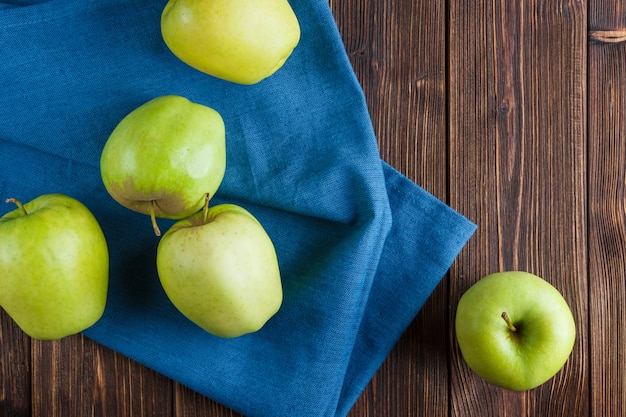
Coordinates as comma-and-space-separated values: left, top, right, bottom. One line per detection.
0, 194, 109, 340
156, 195, 283, 338
100, 95, 226, 235
455, 271, 576, 391
161, 0, 301, 85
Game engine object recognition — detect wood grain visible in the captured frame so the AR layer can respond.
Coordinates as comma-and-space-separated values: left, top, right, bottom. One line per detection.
0, 312, 30, 417
588, 2, 626, 417
30, 336, 173, 417
448, 0, 589, 416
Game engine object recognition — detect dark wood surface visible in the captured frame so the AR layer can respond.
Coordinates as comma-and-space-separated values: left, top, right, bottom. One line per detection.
2, 0, 625, 416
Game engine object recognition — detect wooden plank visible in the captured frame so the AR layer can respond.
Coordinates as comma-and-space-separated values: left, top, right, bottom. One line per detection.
0, 312, 31, 416
30, 336, 173, 417
588, 2, 626, 416
175, 385, 240, 417
331, 0, 449, 198
329, 0, 450, 415
448, 0, 588, 415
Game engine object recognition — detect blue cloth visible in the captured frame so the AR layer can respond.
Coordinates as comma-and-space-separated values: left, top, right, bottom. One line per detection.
0, 0, 476, 415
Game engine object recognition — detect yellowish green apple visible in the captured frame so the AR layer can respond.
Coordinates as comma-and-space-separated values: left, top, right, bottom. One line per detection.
455, 271, 576, 391
100, 95, 226, 235
161, 0, 301, 85
0, 194, 109, 340
156, 196, 283, 338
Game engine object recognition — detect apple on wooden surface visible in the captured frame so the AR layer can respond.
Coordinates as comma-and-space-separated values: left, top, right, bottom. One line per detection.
161, 0, 301, 85
0, 194, 109, 340
455, 271, 576, 391
100, 95, 226, 236
156, 195, 283, 338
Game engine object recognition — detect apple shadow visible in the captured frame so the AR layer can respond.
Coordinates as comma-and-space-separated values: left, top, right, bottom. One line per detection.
97, 206, 176, 322
111, 244, 165, 312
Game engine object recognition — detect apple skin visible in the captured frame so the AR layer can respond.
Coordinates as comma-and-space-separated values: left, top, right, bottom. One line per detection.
0, 194, 109, 340
161, 0, 301, 85
455, 271, 576, 391
156, 203, 283, 338
100, 95, 226, 223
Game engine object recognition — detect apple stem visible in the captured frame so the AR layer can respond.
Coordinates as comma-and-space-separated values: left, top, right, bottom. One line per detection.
149, 201, 161, 237
5, 198, 28, 216
202, 193, 210, 225
501, 312, 517, 332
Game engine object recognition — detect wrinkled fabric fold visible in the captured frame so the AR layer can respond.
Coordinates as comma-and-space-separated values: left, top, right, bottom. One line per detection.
0, 0, 475, 415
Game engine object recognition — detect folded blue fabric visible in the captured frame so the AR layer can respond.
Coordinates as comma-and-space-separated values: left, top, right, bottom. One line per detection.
0, 0, 476, 415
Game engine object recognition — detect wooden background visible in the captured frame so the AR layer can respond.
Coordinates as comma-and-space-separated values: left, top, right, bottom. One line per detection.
1, 0, 625, 415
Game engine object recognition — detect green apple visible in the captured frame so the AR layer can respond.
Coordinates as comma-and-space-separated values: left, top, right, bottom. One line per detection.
161, 0, 301, 85
0, 194, 109, 340
455, 271, 576, 391
156, 195, 282, 338
100, 95, 226, 236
